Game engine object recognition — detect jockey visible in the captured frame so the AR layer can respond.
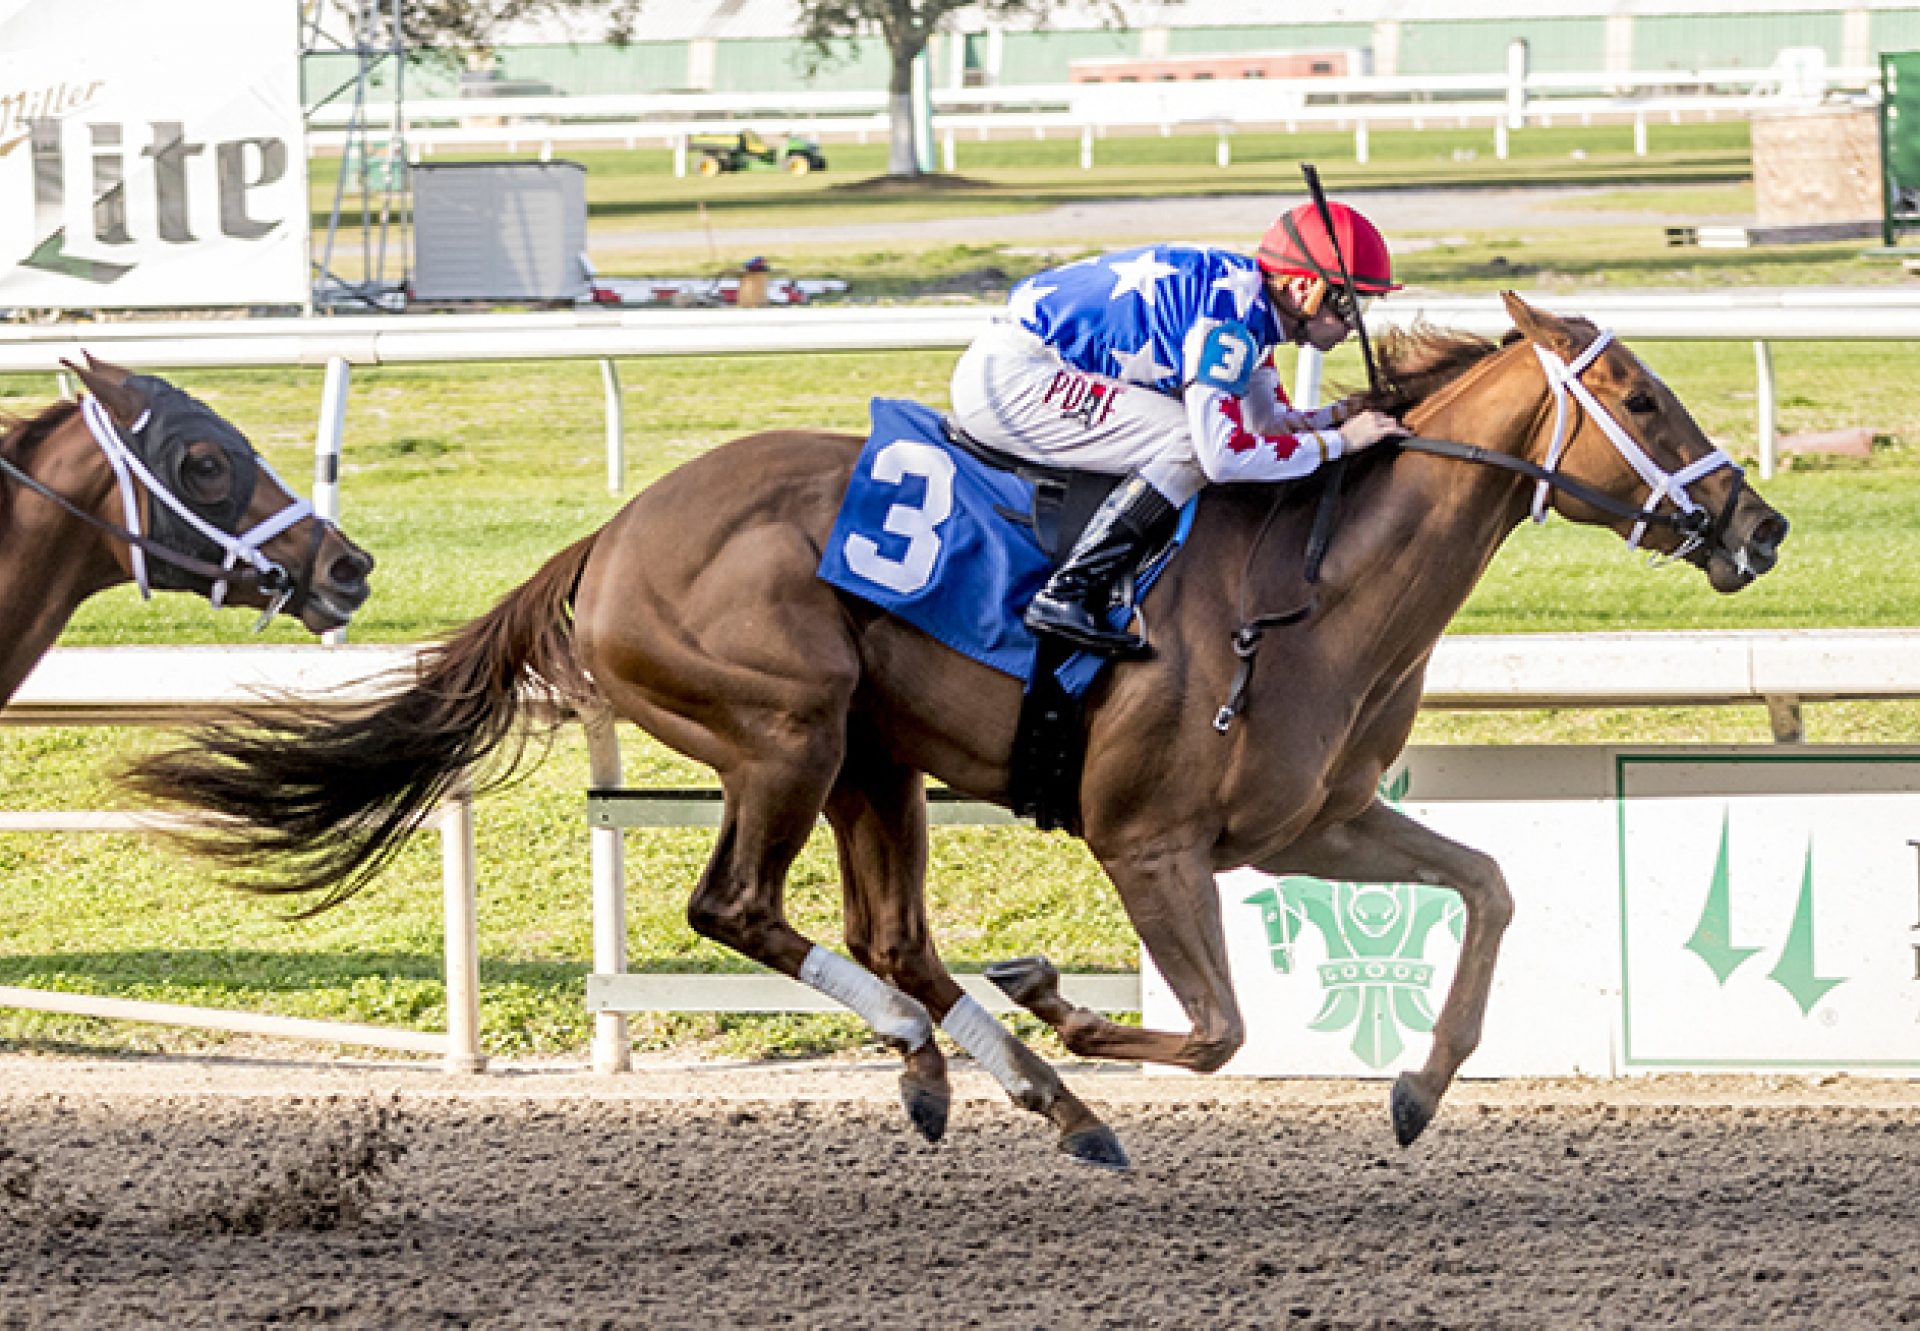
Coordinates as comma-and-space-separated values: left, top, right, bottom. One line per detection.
949, 199, 1409, 659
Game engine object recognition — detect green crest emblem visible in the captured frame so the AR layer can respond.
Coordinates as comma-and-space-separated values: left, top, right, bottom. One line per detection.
1240, 767, 1461, 1071
1244, 879, 1465, 1069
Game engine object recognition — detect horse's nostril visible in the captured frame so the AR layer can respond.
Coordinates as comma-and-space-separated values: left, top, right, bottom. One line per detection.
1750, 515, 1789, 551
331, 550, 373, 585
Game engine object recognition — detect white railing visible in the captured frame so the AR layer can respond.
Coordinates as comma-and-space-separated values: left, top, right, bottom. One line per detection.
3, 296, 1918, 493
7, 631, 1919, 1069
306, 65, 1877, 169
0, 645, 487, 1072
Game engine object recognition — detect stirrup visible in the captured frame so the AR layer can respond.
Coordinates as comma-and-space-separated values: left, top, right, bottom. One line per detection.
1025, 594, 1150, 659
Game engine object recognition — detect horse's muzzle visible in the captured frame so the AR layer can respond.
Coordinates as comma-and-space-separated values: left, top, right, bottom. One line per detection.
298, 531, 375, 632
1705, 507, 1788, 594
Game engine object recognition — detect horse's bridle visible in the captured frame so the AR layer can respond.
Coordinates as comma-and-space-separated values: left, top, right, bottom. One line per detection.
1401, 328, 1745, 565
0, 394, 322, 623
1212, 323, 1748, 735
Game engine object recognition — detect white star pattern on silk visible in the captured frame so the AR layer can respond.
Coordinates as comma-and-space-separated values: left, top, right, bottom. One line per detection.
1106, 251, 1179, 307
1006, 280, 1057, 326
1111, 339, 1176, 384
1211, 264, 1265, 320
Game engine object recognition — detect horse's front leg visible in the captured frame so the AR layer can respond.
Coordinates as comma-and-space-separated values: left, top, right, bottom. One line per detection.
988, 843, 1249, 1074
1259, 797, 1515, 1146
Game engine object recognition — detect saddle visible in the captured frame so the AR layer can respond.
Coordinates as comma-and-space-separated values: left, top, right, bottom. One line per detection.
940, 418, 1141, 836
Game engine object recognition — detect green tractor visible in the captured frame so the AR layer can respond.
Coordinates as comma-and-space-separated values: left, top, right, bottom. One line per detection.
688, 129, 828, 178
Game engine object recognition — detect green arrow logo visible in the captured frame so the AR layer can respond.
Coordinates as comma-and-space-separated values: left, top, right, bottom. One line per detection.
1684, 811, 1762, 984
1767, 842, 1845, 1016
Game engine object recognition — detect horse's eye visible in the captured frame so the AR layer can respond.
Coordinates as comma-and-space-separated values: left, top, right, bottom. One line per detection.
1623, 390, 1657, 414
180, 449, 231, 503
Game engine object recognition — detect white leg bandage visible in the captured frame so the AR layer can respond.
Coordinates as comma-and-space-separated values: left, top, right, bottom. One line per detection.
941, 994, 1047, 1107
798, 946, 932, 1051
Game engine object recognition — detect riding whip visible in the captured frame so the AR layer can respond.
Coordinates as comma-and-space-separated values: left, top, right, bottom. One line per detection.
1301, 162, 1384, 396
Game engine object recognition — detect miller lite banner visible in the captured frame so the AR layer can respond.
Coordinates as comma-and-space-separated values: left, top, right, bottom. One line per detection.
0, 0, 307, 308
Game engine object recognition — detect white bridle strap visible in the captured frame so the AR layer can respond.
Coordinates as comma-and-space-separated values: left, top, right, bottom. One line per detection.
1529, 331, 1737, 550
79, 395, 311, 605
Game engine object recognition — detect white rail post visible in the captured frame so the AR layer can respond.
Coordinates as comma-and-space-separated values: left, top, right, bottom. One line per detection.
440, 785, 487, 1073
1506, 38, 1529, 130
943, 127, 956, 173
1495, 118, 1510, 160
1355, 122, 1369, 164
313, 356, 351, 646
1755, 340, 1777, 480
1634, 112, 1648, 157
1216, 123, 1230, 167
1080, 124, 1093, 170
1293, 346, 1325, 409
673, 134, 687, 178
586, 711, 630, 1074
600, 357, 624, 495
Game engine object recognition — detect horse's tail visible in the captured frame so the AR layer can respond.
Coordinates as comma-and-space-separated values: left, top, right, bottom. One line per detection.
124, 533, 602, 914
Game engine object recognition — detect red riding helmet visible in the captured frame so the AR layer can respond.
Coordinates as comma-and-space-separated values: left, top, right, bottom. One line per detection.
1256, 201, 1399, 295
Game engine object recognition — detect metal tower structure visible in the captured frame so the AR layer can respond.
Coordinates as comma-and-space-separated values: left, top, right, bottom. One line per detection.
302, 0, 409, 310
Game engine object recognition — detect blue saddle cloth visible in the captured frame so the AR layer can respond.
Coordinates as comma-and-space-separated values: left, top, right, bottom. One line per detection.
817, 398, 1189, 694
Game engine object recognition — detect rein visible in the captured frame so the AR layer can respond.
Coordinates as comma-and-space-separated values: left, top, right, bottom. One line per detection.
1211, 323, 1744, 734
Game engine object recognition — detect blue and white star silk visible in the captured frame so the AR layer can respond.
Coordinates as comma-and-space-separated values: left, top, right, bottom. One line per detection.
1008, 245, 1282, 395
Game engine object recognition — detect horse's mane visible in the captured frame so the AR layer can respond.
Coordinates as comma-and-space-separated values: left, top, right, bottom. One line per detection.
1355, 323, 1515, 417
0, 399, 82, 534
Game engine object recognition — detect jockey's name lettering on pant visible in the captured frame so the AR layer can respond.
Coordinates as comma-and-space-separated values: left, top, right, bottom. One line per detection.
1044, 370, 1125, 429
27, 117, 288, 264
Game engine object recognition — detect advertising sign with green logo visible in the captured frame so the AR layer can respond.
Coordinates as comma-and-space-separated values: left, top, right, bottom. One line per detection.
1142, 746, 1920, 1078
1618, 755, 1920, 1070
1883, 52, 1920, 245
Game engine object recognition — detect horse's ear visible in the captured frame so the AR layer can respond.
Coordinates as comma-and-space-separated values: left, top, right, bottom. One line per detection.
61, 354, 150, 431
1499, 291, 1579, 357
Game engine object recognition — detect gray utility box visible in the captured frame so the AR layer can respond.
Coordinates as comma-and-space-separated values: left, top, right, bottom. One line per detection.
411, 161, 589, 303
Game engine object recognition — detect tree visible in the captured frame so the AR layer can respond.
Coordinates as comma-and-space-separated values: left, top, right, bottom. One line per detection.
797, 2, 1113, 178
365, 0, 1127, 180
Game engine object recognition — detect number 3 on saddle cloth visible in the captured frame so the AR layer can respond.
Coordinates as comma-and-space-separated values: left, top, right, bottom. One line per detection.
817, 398, 1194, 833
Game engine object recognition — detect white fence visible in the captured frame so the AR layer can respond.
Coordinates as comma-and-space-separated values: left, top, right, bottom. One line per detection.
307, 64, 1879, 170
0, 645, 486, 1072
4, 294, 1919, 496
6, 632, 1919, 1071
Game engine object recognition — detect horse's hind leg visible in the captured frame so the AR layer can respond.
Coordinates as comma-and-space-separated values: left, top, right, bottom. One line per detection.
1259, 798, 1514, 1148
825, 748, 1127, 1168
686, 758, 937, 1061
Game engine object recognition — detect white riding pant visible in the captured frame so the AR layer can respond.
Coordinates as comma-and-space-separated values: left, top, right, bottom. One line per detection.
949, 323, 1208, 505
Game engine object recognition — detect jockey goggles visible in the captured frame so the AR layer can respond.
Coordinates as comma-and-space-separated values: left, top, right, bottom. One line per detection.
1299, 278, 1373, 327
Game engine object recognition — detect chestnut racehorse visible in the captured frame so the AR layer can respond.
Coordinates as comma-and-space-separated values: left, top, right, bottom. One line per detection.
1, 358, 374, 708
126, 295, 1786, 1168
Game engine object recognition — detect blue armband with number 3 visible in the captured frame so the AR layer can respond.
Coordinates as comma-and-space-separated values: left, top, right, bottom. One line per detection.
1193, 322, 1257, 396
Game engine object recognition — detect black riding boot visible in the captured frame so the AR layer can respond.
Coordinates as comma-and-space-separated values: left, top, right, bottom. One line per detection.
1024, 474, 1179, 660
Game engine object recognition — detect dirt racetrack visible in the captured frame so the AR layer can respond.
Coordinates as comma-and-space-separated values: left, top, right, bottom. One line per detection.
0, 1054, 1915, 1330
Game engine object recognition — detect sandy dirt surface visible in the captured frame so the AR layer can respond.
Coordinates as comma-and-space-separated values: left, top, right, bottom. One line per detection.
1, 1053, 1914, 1330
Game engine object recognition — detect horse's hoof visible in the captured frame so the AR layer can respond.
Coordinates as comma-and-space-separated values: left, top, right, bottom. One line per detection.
984, 955, 1059, 1007
1060, 1125, 1130, 1172
1390, 1073, 1437, 1147
900, 1076, 950, 1144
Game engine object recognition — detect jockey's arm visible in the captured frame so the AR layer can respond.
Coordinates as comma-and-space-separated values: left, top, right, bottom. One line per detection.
1183, 324, 1348, 484
1242, 363, 1354, 435
1184, 381, 1348, 484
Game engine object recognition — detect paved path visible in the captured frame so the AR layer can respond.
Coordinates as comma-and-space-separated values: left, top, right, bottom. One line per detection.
624, 184, 1745, 253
